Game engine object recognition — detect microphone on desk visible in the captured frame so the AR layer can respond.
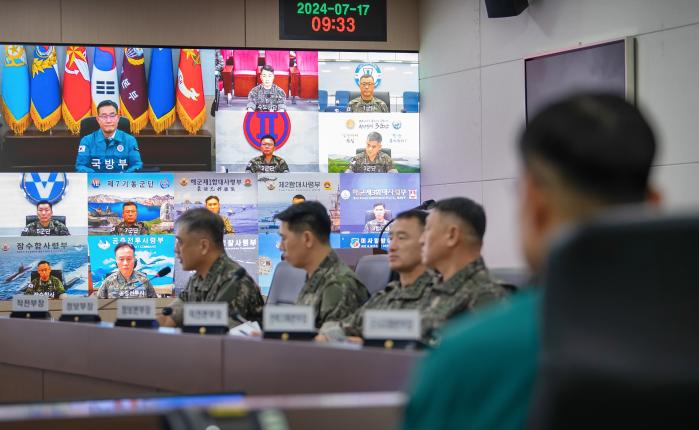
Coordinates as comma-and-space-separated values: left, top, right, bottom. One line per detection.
130, 266, 172, 295
374, 200, 437, 253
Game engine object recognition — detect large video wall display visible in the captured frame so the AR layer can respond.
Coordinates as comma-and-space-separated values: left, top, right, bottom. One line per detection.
0, 45, 420, 299
0, 172, 419, 298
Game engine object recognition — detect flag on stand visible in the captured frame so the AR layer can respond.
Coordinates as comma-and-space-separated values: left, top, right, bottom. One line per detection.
148, 48, 176, 133
30, 45, 62, 131
176, 48, 206, 134
62, 46, 91, 134
119, 47, 148, 134
91, 47, 119, 114
1, 45, 31, 134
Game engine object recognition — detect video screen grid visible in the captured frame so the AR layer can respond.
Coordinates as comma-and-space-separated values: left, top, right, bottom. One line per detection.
0, 46, 419, 298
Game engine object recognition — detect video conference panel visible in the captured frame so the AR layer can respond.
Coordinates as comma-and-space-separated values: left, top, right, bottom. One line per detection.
0, 44, 420, 298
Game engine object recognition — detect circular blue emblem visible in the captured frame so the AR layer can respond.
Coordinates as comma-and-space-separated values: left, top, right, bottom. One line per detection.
354, 63, 383, 89
21, 172, 68, 205
243, 112, 291, 150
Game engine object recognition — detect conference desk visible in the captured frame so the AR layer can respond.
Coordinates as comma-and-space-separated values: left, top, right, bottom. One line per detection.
0, 317, 421, 403
0, 129, 213, 172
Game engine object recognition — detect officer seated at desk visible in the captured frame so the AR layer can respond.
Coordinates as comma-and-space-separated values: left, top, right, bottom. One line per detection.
75, 99, 143, 173
158, 208, 264, 328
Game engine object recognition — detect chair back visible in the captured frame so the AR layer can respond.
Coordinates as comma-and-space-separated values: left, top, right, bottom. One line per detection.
29, 269, 63, 283
527, 209, 699, 429
233, 50, 259, 76
335, 90, 351, 108
26, 215, 66, 225
354, 255, 391, 296
266, 261, 307, 305
402, 91, 419, 112
79, 117, 131, 137
364, 209, 393, 223
295, 51, 318, 75
318, 90, 328, 111
264, 50, 291, 76
348, 91, 391, 111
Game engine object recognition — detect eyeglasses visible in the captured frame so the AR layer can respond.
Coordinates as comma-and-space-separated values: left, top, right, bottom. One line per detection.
360, 82, 375, 87
98, 113, 118, 120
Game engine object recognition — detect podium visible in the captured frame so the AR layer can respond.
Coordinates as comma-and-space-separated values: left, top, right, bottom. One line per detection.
1, 129, 212, 172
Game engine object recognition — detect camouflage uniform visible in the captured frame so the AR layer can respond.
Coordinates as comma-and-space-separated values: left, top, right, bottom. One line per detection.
363, 218, 391, 233
25, 276, 65, 299
221, 215, 234, 234
422, 257, 507, 345
245, 155, 290, 173
246, 84, 287, 111
295, 250, 369, 328
169, 253, 264, 327
320, 270, 437, 341
346, 151, 396, 173
21, 219, 70, 236
112, 221, 150, 235
346, 96, 389, 113
97, 271, 157, 298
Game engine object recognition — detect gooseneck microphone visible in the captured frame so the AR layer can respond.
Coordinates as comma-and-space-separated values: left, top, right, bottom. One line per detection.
375, 200, 436, 252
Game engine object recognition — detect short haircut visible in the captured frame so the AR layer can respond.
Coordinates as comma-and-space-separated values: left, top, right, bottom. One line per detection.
520, 93, 656, 203
36, 200, 52, 209
395, 209, 428, 227
275, 201, 331, 244
359, 74, 374, 82
366, 131, 382, 143
205, 195, 220, 204
261, 64, 275, 74
97, 99, 118, 113
37, 260, 50, 268
122, 201, 137, 210
176, 207, 225, 248
259, 134, 276, 144
434, 197, 486, 243
114, 242, 135, 254
373, 202, 385, 209
292, 194, 306, 200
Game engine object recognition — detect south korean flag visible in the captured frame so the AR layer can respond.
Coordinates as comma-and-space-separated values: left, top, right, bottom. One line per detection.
91, 47, 119, 114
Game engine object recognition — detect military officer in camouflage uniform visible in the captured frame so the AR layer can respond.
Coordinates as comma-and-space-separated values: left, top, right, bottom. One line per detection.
318, 210, 439, 343
419, 197, 507, 344
21, 200, 70, 236
246, 65, 287, 112
112, 201, 150, 235
245, 135, 290, 173
25, 260, 65, 299
158, 208, 264, 327
346, 74, 389, 113
363, 202, 391, 233
275, 201, 369, 328
97, 243, 157, 298
205, 195, 234, 234
346, 132, 398, 173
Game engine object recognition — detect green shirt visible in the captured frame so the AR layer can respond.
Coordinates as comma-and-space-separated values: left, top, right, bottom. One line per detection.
401, 289, 540, 430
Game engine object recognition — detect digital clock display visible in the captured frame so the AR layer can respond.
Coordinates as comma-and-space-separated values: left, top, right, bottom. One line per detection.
279, 1, 387, 42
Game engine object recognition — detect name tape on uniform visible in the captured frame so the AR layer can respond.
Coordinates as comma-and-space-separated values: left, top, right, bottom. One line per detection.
12, 295, 49, 312
62, 297, 99, 315
363, 309, 421, 340
183, 303, 228, 326
117, 299, 156, 320
263, 305, 315, 332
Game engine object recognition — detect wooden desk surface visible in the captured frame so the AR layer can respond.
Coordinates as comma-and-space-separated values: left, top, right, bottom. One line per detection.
0, 317, 421, 403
